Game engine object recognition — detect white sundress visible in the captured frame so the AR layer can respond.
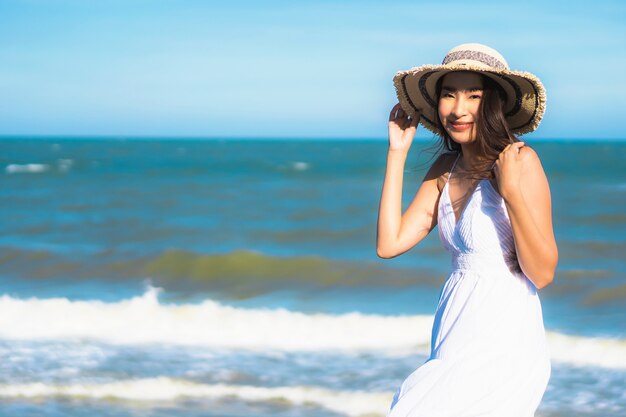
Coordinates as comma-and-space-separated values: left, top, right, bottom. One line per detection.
387, 152, 551, 417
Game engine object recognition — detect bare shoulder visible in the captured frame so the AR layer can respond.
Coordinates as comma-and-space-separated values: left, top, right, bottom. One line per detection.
518, 144, 550, 183
518, 144, 552, 201
519, 145, 543, 170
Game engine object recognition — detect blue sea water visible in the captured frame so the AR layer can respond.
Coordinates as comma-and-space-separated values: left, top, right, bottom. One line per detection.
0, 137, 625, 417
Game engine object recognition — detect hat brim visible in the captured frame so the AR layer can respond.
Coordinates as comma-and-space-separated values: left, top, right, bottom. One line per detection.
393, 64, 546, 136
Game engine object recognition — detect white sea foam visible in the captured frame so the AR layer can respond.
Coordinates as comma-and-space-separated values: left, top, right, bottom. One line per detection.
544, 331, 626, 369
5, 163, 49, 174
291, 161, 310, 171
0, 287, 624, 369
0, 287, 432, 354
0, 378, 393, 416
57, 158, 73, 172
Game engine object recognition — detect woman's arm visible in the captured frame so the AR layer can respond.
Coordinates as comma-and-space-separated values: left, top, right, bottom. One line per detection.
376, 152, 449, 258
496, 143, 558, 289
376, 103, 448, 259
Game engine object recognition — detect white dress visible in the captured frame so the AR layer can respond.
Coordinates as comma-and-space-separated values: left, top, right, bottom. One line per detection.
387, 153, 551, 417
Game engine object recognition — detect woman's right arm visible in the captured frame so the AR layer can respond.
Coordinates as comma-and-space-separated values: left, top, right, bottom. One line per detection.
376, 104, 448, 259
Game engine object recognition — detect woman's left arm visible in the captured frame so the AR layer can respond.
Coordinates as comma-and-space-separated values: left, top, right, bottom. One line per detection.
495, 142, 559, 289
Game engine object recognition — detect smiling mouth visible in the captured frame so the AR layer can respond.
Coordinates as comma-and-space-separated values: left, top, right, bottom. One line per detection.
449, 122, 473, 131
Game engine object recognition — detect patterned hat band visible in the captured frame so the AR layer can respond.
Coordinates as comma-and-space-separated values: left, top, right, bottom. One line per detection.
442, 50, 508, 70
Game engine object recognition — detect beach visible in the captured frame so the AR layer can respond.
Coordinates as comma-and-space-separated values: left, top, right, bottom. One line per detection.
0, 137, 624, 417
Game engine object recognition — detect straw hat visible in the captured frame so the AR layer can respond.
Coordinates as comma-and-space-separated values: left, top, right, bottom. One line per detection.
393, 43, 546, 136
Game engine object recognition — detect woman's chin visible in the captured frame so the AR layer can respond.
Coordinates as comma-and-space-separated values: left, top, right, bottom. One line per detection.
448, 131, 476, 144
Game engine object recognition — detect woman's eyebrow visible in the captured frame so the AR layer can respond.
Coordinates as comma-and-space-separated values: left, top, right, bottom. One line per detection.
441, 86, 483, 92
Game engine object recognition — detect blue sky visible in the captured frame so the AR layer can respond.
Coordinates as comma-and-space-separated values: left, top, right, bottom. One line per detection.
0, 0, 624, 139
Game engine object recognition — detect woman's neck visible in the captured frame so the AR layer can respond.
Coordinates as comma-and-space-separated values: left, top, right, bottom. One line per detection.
458, 143, 486, 170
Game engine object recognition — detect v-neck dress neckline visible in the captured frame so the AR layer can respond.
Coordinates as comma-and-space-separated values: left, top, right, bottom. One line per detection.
444, 153, 485, 228
444, 180, 480, 228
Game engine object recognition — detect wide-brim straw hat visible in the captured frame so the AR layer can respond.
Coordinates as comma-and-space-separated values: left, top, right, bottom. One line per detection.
393, 43, 546, 136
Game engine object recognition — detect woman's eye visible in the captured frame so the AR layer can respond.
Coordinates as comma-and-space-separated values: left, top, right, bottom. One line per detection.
470, 94, 482, 99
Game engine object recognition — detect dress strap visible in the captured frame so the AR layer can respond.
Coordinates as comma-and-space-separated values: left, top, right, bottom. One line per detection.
448, 153, 497, 182
449, 153, 461, 182
489, 160, 498, 177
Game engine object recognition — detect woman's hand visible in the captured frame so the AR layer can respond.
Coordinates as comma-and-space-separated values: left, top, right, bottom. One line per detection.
388, 103, 419, 154
493, 141, 526, 201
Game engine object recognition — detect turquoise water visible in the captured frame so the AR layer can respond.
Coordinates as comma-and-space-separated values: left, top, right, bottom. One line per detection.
0, 137, 625, 416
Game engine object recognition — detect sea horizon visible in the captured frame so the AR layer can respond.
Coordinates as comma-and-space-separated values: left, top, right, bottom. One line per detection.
2, 135, 626, 142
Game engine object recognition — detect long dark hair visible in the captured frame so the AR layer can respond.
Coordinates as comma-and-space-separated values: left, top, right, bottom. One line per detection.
430, 71, 521, 180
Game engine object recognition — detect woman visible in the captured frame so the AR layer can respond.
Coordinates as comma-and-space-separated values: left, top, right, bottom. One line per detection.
377, 44, 557, 416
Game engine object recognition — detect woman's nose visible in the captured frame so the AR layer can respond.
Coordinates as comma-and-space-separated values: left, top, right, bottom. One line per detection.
451, 97, 467, 117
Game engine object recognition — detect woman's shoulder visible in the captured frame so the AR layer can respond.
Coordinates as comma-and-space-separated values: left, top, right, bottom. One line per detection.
519, 143, 538, 157
518, 144, 544, 173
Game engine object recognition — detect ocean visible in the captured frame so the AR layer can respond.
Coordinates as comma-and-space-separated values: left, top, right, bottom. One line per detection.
0, 137, 625, 417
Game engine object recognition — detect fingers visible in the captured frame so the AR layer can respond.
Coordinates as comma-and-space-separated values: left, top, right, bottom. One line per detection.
389, 103, 409, 122
389, 103, 402, 122
389, 103, 420, 127
502, 141, 525, 155
503, 141, 525, 149
496, 141, 525, 171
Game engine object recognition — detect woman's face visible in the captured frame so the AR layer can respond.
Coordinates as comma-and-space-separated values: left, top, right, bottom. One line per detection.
438, 71, 484, 144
